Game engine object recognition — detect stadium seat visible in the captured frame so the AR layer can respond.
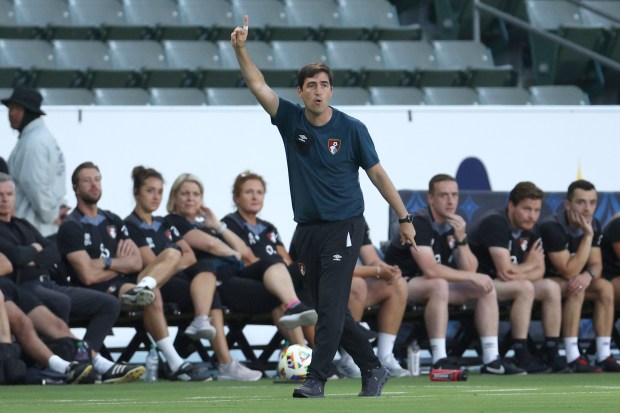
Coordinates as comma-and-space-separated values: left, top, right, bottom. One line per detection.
329, 87, 371, 106
528, 85, 591, 105
581, 1, 620, 65
69, 0, 149, 40
325, 40, 406, 87
338, 0, 422, 41
108, 40, 191, 87
525, 0, 607, 85
122, 0, 205, 40
149, 88, 206, 105
378, 40, 461, 87
205, 87, 260, 105
0, 0, 29, 39
368, 86, 424, 105
422, 87, 478, 105
476, 87, 531, 105
93, 87, 150, 105
0, 39, 83, 87
285, 0, 363, 41
162, 40, 239, 88
218, 40, 296, 87
230, 0, 298, 41
12, 0, 95, 40
433, 40, 517, 87
177, 0, 235, 41
39, 88, 95, 105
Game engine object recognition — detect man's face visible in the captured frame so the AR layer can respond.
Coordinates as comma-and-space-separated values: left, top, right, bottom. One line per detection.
75, 168, 102, 205
0, 180, 15, 219
508, 198, 542, 231
428, 180, 459, 220
566, 188, 597, 225
298, 72, 332, 117
8, 103, 24, 130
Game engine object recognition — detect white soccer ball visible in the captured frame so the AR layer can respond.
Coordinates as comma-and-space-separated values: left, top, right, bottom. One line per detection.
278, 344, 312, 380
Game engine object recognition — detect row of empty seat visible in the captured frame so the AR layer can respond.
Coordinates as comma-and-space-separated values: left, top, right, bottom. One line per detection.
2, 85, 588, 107
0, 38, 517, 89
0, 0, 420, 42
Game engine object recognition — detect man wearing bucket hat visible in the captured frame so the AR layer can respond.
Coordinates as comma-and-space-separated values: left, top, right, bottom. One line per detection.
2, 86, 67, 238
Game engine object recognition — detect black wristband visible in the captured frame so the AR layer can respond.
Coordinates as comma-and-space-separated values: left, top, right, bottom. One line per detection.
455, 235, 468, 246
398, 214, 413, 224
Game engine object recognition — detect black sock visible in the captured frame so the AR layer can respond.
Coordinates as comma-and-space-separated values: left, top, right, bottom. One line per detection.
544, 337, 560, 361
513, 339, 530, 362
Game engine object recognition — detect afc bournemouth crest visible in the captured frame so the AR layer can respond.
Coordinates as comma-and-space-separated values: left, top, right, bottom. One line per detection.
298, 262, 306, 276
327, 138, 341, 155
107, 225, 117, 239
519, 238, 529, 252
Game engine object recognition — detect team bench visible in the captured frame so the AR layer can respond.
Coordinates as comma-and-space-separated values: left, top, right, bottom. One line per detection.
384, 189, 620, 365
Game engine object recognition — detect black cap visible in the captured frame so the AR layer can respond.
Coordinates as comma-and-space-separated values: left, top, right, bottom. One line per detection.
1, 86, 46, 115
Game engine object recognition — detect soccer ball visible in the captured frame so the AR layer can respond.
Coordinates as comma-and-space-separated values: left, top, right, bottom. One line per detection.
278, 344, 312, 380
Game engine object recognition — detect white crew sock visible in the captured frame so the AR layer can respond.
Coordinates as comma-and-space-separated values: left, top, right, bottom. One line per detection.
48, 355, 70, 374
480, 336, 500, 365
564, 337, 580, 363
137, 276, 157, 290
377, 332, 396, 360
430, 338, 447, 364
157, 336, 184, 372
596, 336, 611, 362
93, 353, 115, 374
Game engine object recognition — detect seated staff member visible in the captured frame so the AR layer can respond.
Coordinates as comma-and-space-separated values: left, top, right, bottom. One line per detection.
125, 166, 261, 381
165, 172, 317, 331
57, 161, 193, 381
602, 212, 620, 302
539, 179, 620, 372
385, 174, 525, 375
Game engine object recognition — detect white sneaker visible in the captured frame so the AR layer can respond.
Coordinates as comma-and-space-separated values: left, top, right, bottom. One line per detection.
336, 354, 361, 378
184, 315, 216, 341
380, 353, 411, 377
218, 360, 262, 381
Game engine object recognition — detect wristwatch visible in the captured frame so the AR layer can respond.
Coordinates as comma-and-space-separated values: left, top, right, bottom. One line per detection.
103, 256, 112, 270
455, 235, 468, 246
586, 269, 596, 279
398, 214, 413, 224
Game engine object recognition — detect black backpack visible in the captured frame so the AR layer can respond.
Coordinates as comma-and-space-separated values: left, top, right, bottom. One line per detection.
0, 343, 27, 385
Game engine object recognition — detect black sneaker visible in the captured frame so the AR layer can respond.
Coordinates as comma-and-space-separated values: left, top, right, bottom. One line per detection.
66, 361, 93, 384
432, 357, 460, 370
548, 354, 571, 373
481, 358, 527, 375
101, 362, 145, 384
514, 355, 552, 374
169, 361, 193, 381
357, 322, 378, 343
568, 356, 603, 373
278, 302, 318, 329
121, 286, 155, 306
596, 355, 620, 372
359, 365, 390, 397
293, 378, 325, 398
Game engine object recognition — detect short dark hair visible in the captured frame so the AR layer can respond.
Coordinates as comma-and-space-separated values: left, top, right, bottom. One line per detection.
71, 161, 100, 189
509, 181, 544, 206
132, 165, 163, 196
429, 174, 456, 194
297, 63, 333, 89
566, 179, 596, 200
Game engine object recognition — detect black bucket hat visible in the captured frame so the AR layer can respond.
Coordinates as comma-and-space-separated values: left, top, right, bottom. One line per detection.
1, 86, 46, 115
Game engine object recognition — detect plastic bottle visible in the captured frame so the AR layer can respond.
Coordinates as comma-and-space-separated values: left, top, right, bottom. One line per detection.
75, 341, 90, 363
407, 340, 421, 376
144, 344, 159, 383
430, 368, 468, 382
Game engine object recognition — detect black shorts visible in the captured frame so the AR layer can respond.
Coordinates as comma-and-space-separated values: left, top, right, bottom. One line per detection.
0, 277, 44, 314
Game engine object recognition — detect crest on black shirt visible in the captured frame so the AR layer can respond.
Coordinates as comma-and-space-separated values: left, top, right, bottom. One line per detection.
298, 262, 306, 276
107, 225, 117, 239
519, 238, 529, 252
328, 138, 341, 155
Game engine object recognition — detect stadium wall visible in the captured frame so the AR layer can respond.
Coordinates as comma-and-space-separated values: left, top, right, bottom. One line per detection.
0, 105, 617, 245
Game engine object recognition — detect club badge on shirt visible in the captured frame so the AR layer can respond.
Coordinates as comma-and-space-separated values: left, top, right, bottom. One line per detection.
328, 138, 341, 155
107, 225, 117, 239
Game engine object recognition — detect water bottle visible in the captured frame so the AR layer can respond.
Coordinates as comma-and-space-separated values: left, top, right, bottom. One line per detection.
144, 344, 159, 383
75, 341, 90, 363
407, 340, 421, 376
430, 368, 468, 382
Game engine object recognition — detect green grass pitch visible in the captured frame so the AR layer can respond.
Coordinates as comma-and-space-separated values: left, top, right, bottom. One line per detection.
2, 374, 620, 413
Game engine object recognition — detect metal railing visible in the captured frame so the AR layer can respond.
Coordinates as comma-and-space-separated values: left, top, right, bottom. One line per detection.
472, 0, 620, 74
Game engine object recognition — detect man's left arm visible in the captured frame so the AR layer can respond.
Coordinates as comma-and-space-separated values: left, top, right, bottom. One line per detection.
365, 163, 416, 247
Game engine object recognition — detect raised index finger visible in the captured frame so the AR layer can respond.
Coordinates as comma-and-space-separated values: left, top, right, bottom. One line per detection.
243, 14, 249, 31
